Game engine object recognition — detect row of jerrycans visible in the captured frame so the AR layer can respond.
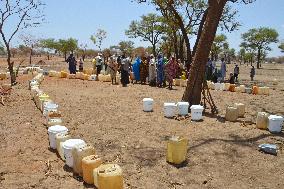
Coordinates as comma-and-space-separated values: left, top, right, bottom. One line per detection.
53, 135, 123, 189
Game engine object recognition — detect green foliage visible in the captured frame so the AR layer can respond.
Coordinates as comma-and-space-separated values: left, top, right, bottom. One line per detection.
118, 41, 135, 56
240, 27, 279, 51
90, 29, 107, 51
240, 27, 278, 68
279, 42, 284, 53
126, 13, 164, 56
40, 38, 59, 52
211, 34, 228, 59
58, 38, 78, 54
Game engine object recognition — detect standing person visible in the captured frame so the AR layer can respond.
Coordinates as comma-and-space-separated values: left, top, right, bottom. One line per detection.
220, 58, 227, 82
206, 58, 213, 80
79, 58, 84, 72
234, 64, 240, 82
132, 55, 141, 84
120, 55, 131, 87
148, 54, 156, 86
66, 53, 77, 74
92, 57, 96, 74
107, 56, 118, 85
156, 54, 164, 88
95, 53, 102, 76
165, 56, 177, 90
250, 66, 255, 81
140, 56, 149, 84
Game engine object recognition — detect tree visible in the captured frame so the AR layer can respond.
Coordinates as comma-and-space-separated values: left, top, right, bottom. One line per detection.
19, 34, 39, 64
279, 42, 284, 53
238, 48, 246, 63
40, 38, 59, 60
58, 38, 78, 61
211, 34, 227, 60
0, 42, 4, 55
240, 27, 279, 69
0, 0, 44, 85
118, 41, 135, 56
90, 29, 107, 52
126, 13, 164, 57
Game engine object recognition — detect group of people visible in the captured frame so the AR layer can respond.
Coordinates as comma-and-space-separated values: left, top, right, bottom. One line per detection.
206, 58, 256, 85
89, 53, 185, 89
67, 53, 257, 88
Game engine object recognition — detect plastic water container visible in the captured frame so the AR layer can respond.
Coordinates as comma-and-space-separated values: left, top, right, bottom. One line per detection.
224, 83, 230, 91
177, 102, 189, 116
268, 115, 284, 133
89, 75, 97, 81
252, 86, 259, 95
166, 136, 188, 164
263, 87, 270, 95
82, 155, 103, 184
68, 74, 76, 79
60, 71, 68, 78
245, 88, 252, 94
43, 103, 58, 117
62, 139, 86, 168
55, 133, 71, 160
48, 125, 68, 149
164, 103, 177, 118
47, 118, 63, 127
76, 72, 82, 79
175, 79, 181, 86
190, 105, 204, 121
239, 85, 246, 93
209, 82, 215, 90
235, 87, 241, 93
143, 98, 154, 112
234, 103, 245, 117
256, 112, 269, 130
229, 84, 235, 92
72, 144, 96, 176
93, 164, 123, 189
225, 106, 238, 122
219, 83, 225, 91
215, 83, 221, 91
0, 73, 7, 80
258, 87, 265, 95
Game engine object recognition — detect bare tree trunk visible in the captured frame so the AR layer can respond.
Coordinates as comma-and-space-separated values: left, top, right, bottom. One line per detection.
29, 48, 32, 65
7, 50, 16, 85
182, 0, 227, 105
179, 35, 185, 64
257, 48, 261, 69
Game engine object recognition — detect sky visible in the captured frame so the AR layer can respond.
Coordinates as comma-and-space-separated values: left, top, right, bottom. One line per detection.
5, 0, 284, 57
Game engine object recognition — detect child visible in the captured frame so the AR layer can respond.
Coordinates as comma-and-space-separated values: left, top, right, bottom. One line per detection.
229, 72, 235, 84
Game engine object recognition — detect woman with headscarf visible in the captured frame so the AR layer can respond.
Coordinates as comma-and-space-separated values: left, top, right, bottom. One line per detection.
148, 54, 156, 86
120, 55, 131, 87
140, 56, 149, 84
156, 54, 164, 88
66, 53, 77, 74
107, 56, 118, 85
132, 56, 141, 84
165, 56, 177, 90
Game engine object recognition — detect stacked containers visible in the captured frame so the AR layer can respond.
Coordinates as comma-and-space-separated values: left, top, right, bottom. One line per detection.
62, 139, 86, 168
72, 144, 96, 176
48, 125, 68, 149
82, 155, 103, 184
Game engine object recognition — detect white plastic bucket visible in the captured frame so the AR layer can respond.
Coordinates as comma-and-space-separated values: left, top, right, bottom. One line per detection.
190, 105, 204, 121
164, 103, 176, 118
48, 125, 68, 149
268, 115, 284, 133
143, 98, 154, 112
43, 103, 58, 117
62, 139, 86, 168
214, 83, 221, 91
177, 102, 189, 116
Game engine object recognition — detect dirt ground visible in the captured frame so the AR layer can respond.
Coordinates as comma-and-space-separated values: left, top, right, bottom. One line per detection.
1, 57, 284, 189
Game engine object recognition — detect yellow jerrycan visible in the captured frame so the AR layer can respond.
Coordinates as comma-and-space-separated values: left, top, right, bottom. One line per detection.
166, 136, 188, 164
